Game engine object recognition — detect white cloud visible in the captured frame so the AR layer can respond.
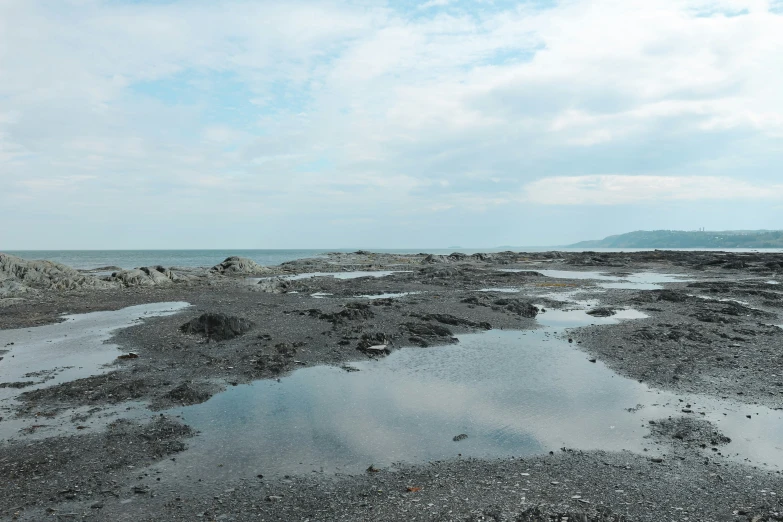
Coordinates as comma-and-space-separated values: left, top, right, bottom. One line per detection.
419, 0, 453, 10
1, 0, 782, 247
523, 175, 783, 205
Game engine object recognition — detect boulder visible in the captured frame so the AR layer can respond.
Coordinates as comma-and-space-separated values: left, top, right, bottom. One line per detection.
108, 267, 174, 287
586, 307, 616, 317
211, 256, 269, 275
493, 299, 539, 318
180, 313, 254, 341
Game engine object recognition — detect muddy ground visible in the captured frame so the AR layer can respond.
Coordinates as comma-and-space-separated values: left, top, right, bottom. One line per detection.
1, 250, 783, 521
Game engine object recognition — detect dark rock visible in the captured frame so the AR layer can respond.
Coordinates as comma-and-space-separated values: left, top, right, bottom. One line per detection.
586, 307, 616, 317
418, 313, 491, 330
493, 299, 539, 317
0, 381, 35, 389
180, 313, 254, 341
318, 302, 375, 324
405, 322, 454, 338
357, 333, 391, 352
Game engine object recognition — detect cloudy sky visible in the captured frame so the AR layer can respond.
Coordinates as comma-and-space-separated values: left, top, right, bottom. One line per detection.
1, 0, 782, 249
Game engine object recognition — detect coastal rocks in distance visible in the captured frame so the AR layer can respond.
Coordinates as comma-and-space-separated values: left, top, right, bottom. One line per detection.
0, 253, 113, 297
79, 265, 123, 273
107, 266, 174, 287
211, 256, 270, 275
180, 313, 254, 341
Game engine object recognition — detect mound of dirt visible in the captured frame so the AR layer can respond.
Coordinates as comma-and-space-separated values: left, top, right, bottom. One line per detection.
649, 416, 731, 447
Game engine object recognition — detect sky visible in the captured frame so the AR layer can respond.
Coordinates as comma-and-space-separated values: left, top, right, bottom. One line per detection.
1, 0, 782, 249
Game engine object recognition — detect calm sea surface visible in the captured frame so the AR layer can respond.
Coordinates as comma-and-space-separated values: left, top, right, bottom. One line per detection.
4, 248, 782, 270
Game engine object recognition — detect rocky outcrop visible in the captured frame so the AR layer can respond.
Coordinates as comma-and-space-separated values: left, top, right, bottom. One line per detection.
103, 265, 200, 287
107, 267, 173, 287
211, 256, 269, 275
0, 253, 112, 297
421, 254, 451, 264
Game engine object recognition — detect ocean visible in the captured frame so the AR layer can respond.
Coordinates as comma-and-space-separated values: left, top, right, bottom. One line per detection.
4, 248, 782, 271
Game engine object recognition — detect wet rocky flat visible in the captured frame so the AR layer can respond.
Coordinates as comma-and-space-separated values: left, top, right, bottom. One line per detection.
1, 250, 783, 520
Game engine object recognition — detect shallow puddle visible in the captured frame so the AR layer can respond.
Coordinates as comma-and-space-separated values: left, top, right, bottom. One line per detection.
152, 305, 783, 483
5, 295, 783, 486
168, 330, 662, 481
496, 270, 691, 291
537, 270, 691, 290
357, 292, 421, 299
0, 302, 190, 438
691, 294, 751, 306
284, 270, 410, 281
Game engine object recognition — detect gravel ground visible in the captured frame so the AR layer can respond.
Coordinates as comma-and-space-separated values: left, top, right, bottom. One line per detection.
1, 250, 782, 521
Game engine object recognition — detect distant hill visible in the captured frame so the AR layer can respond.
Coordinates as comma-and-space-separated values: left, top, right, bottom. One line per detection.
569, 230, 783, 248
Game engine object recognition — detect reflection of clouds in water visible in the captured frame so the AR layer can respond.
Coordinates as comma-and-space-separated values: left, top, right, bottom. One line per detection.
529, 270, 692, 291
0, 302, 190, 407
173, 328, 664, 479
166, 309, 783, 484
682, 394, 783, 467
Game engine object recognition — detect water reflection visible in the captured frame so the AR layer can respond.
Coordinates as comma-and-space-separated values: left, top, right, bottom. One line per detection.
497, 270, 692, 291
0, 302, 190, 440
0, 302, 190, 402
168, 311, 668, 480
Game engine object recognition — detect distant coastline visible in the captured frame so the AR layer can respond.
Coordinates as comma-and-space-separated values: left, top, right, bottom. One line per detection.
569, 230, 783, 249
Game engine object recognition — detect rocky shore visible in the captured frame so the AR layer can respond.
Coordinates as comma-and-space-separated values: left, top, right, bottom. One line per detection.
1, 250, 783, 521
